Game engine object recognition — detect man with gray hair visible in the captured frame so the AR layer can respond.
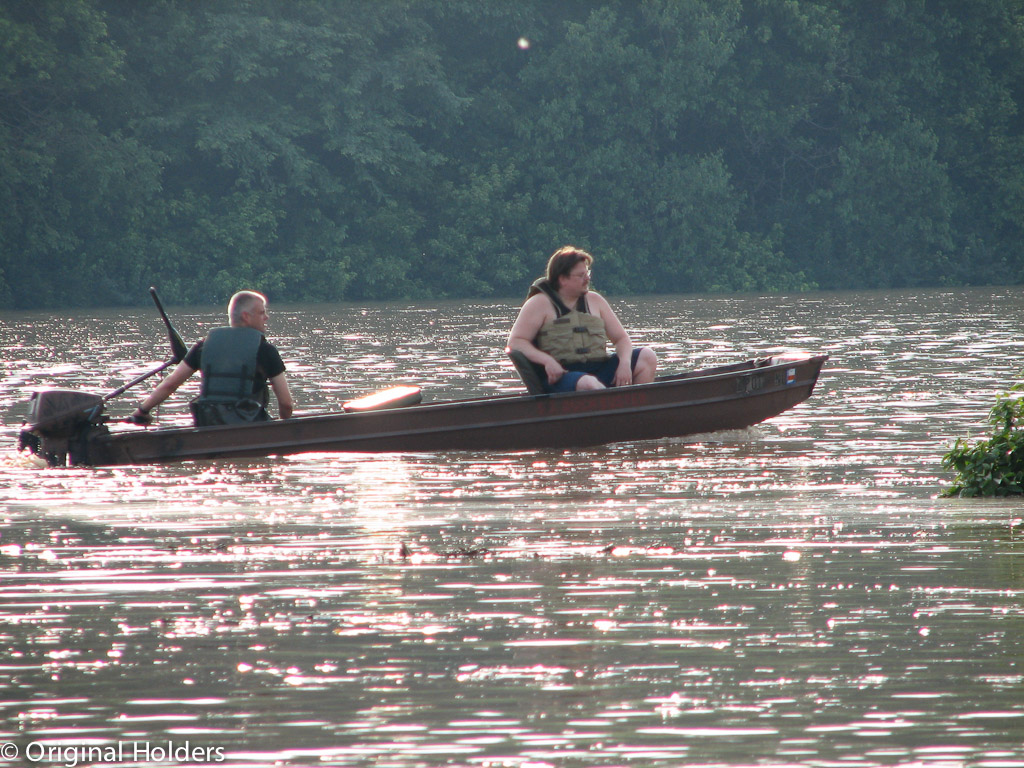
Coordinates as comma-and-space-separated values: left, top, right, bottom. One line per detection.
130, 290, 294, 427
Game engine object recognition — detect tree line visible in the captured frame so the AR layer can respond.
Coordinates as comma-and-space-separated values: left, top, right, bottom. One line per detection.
2, 0, 1022, 310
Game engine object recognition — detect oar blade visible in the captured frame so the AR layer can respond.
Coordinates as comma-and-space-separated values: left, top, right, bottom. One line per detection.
149, 287, 189, 362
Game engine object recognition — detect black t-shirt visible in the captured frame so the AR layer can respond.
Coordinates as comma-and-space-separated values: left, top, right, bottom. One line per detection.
184, 336, 286, 391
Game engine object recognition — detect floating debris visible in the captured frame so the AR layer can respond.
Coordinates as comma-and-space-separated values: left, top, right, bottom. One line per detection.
440, 547, 491, 559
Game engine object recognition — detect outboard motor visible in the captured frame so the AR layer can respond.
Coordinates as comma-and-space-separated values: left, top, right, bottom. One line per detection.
19, 389, 105, 466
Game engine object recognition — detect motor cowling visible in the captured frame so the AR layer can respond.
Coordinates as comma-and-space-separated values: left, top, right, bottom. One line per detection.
19, 389, 106, 467
26, 389, 105, 437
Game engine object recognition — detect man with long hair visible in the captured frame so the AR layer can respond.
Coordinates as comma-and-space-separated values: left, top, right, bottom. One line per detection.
507, 246, 657, 392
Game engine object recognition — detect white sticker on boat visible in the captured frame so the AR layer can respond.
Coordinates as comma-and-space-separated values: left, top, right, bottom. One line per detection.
786, 368, 796, 384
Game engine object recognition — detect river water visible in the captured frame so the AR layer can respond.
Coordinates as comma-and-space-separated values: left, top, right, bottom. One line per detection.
0, 288, 1022, 767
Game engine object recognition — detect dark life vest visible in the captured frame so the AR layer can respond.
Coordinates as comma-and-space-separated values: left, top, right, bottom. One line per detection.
189, 326, 271, 427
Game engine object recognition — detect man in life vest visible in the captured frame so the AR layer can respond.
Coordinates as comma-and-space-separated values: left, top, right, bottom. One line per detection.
507, 246, 657, 392
129, 290, 294, 427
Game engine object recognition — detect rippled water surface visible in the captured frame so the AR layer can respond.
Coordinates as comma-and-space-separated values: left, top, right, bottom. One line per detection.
1, 288, 1023, 767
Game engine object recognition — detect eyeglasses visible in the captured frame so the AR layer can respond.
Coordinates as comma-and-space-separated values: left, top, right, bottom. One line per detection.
569, 269, 591, 280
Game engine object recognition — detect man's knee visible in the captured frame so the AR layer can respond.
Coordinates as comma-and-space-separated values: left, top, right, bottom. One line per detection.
575, 374, 606, 391
635, 347, 657, 382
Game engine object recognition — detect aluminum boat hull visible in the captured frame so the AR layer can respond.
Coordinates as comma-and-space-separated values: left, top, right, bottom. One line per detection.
25, 354, 827, 466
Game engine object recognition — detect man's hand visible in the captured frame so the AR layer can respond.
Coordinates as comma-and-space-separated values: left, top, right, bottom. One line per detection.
128, 408, 153, 426
544, 359, 567, 385
612, 362, 633, 388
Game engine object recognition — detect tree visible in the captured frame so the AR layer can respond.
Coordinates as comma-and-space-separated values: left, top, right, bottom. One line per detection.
1, 0, 1023, 309
0, 0, 161, 307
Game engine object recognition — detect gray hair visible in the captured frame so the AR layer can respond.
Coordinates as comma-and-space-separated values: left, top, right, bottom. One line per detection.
228, 290, 267, 326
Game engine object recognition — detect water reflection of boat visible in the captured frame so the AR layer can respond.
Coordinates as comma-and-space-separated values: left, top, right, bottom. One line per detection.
19, 354, 827, 467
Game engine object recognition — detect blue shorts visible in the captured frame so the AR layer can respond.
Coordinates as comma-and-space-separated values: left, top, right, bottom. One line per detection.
546, 349, 644, 393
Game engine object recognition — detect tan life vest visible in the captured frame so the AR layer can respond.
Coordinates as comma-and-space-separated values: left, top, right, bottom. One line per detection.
530, 279, 610, 365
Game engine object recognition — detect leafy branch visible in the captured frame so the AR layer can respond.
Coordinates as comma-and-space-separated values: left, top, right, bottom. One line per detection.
942, 380, 1024, 497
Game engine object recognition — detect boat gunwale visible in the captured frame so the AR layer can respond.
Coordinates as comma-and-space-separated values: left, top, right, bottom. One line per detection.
103, 353, 826, 438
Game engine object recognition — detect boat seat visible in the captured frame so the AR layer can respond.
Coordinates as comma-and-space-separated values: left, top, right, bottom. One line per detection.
507, 349, 547, 395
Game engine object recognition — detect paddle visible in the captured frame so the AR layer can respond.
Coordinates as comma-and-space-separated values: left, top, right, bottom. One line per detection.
98, 288, 189, 411
150, 286, 189, 362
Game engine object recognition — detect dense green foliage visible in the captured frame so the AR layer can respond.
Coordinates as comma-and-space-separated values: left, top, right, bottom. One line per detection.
943, 382, 1024, 497
2, 0, 1023, 309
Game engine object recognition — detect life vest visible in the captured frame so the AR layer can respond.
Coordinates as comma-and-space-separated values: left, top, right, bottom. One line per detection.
189, 327, 270, 426
530, 279, 610, 365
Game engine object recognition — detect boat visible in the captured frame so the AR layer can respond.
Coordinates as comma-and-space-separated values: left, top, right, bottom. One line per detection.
17, 351, 827, 467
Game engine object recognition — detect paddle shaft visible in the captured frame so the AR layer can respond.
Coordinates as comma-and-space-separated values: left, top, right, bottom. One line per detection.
103, 358, 175, 403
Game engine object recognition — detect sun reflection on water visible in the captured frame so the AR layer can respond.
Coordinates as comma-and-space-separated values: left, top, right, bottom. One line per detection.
2, 290, 1024, 764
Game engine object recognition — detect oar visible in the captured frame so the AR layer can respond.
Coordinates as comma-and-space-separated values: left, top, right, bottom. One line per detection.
97, 288, 188, 413
150, 286, 188, 362
107, 287, 189, 402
